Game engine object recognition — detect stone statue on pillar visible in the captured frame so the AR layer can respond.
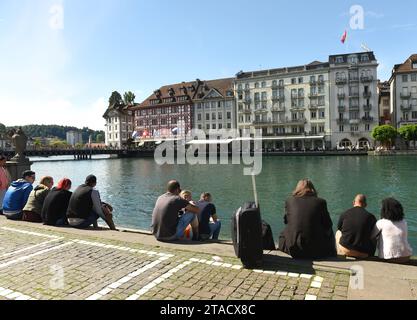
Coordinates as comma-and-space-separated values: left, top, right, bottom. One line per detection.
5, 127, 33, 181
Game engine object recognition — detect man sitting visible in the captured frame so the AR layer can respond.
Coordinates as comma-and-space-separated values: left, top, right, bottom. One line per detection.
2, 170, 36, 220
336, 194, 377, 258
197, 192, 221, 241
67, 175, 116, 230
152, 180, 199, 242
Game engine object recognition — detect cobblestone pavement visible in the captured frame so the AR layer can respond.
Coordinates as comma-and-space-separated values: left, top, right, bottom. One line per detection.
0, 224, 350, 301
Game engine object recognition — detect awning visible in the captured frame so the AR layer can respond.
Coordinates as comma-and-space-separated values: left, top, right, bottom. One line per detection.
186, 139, 234, 145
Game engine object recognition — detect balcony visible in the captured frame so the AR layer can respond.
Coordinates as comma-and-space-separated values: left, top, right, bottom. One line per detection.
338, 106, 346, 112
401, 105, 412, 111
363, 104, 372, 111
336, 78, 347, 85
349, 92, 360, 98
272, 96, 285, 102
271, 107, 286, 113
349, 105, 360, 111
337, 93, 346, 99
360, 76, 374, 83
349, 77, 359, 83
317, 79, 325, 85
337, 119, 348, 125
243, 99, 252, 105
400, 93, 411, 99
239, 107, 252, 114
349, 119, 360, 125
362, 116, 374, 122
287, 119, 307, 125
254, 108, 269, 114
271, 83, 285, 89
309, 93, 318, 98
308, 105, 318, 110
363, 92, 372, 99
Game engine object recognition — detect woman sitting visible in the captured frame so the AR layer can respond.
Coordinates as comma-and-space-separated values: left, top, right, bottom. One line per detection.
278, 179, 336, 259
22, 176, 54, 223
372, 198, 413, 263
41, 178, 72, 226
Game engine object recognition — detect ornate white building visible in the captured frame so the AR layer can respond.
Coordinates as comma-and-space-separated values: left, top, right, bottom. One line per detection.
103, 102, 135, 148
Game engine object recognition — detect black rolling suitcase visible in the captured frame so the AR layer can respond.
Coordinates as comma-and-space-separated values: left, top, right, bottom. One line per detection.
232, 175, 263, 268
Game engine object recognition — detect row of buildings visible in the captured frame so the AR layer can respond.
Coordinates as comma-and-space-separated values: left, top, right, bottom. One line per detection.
103, 52, 417, 150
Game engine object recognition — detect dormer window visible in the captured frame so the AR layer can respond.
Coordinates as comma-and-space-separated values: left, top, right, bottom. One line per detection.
335, 56, 344, 63
361, 54, 369, 62
348, 55, 358, 64
413, 62, 417, 69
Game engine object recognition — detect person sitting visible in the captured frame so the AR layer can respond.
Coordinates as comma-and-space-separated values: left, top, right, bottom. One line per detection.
22, 176, 54, 223
151, 180, 199, 242
197, 192, 221, 241
41, 178, 72, 226
0, 155, 11, 215
179, 190, 199, 241
2, 170, 36, 220
278, 179, 336, 259
66, 175, 116, 230
372, 198, 413, 264
336, 194, 377, 258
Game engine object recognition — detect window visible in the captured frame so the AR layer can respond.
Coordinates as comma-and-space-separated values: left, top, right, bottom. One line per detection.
261, 81, 266, 88
310, 76, 316, 83
161, 119, 167, 125
350, 125, 359, 132
292, 112, 298, 120
238, 84, 243, 90
291, 78, 296, 85
245, 83, 250, 89
348, 55, 358, 64
412, 74, 417, 82
298, 77, 303, 84
227, 123, 232, 129
227, 112, 231, 120
311, 111, 317, 119
219, 123, 223, 129
403, 75, 408, 82
206, 114, 210, 121
206, 124, 210, 130
255, 82, 259, 89
261, 92, 267, 101
412, 111, 417, 119
339, 126, 344, 132
413, 63, 417, 69
212, 113, 216, 120
319, 110, 325, 119
152, 119, 157, 125
365, 124, 370, 131
311, 126, 317, 134
336, 56, 344, 63
318, 75, 324, 83
361, 54, 369, 62
198, 124, 202, 129
212, 124, 216, 129
218, 112, 222, 120
279, 80, 284, 86
319, 125, 325, 133
239, 116, 243, 123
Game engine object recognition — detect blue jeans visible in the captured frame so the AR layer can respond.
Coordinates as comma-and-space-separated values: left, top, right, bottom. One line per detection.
4, 211, 23, 221
70, 212, 99, 229
209, 220, 221, 240
175, 213, 197, 239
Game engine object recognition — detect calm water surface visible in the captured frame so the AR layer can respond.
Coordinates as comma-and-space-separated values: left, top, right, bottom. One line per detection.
31, 155, 417, 252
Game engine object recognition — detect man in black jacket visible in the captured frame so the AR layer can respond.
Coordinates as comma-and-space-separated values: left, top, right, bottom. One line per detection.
336, 194, 377, 258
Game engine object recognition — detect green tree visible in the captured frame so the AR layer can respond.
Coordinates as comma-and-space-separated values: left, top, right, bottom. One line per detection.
398, 125, 416, 149
123, 91, 136, 106
33, 138, 42, 150
109, 91, 123, 107
96, 133, 104, 143
0, 123, 6, 134
372, 125, 398, 149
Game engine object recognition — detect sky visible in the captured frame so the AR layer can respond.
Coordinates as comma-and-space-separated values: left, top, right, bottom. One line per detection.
0, 0, 416, 131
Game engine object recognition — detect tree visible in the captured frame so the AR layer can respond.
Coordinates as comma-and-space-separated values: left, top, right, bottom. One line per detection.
372, 125, 398, 149
123, 91, 136, 106
109, 91, 123, 107
96, 133, 104, 143
33, 138, 42, 150
398, 125, 416, 149
0, 123, 6, 134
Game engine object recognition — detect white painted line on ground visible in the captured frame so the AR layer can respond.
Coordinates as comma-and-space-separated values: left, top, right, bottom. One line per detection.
310, 281, 322, 289
126, 260, 193, 300
72, 239, 173, 258
86, 258, 166, 300
0, 242, 73, 270
305, 294, 317, 300
0, 239, 63, 259
0, 286, 35, 300
1, 227, 61, 239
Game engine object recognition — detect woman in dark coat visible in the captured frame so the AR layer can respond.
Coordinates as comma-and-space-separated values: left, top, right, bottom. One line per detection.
278, 179, 336, 259
41, 178, 72, 226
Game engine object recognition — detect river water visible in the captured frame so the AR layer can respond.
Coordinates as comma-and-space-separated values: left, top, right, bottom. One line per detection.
31, 155, 417, 252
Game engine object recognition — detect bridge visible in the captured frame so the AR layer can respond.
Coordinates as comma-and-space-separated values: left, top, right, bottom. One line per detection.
0, 148, 153, 160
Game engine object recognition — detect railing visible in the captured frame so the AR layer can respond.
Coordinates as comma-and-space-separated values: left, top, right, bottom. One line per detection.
401, 105, 412, 111
337, 119, 348, 125
336, 78, 347, 85
349, 92, 360, 98
362, 116, 374, 122
338, 106, 346, 112
244, 99, 252, 104
400, 93, 411, 99
363, 92, 372, 99
271, 107, 286, 112
360, 76, 373, 82
349, 119, 360, 125
337, 93, 346, 99
239, 108, 252, 114
349, 105, 360, 111
349, 77, 359, 82
363, 104, 372, 111
271, 96, 285, 102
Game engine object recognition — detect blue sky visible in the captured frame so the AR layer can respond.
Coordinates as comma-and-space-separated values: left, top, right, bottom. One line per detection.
1, 0, 416, 130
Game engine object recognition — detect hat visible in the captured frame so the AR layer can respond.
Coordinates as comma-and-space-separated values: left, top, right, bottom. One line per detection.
22, 170, 36, 179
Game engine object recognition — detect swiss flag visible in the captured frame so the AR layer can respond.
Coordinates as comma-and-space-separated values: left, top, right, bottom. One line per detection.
341, 30, 347, 44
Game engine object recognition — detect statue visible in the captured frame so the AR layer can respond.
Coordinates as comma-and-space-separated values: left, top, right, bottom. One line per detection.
9, 128, 28, 162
